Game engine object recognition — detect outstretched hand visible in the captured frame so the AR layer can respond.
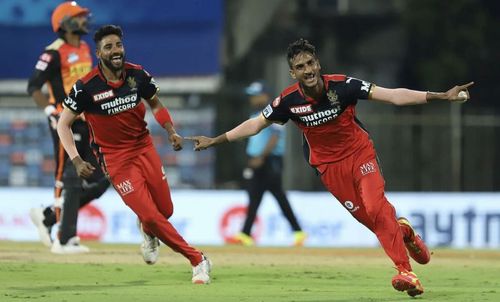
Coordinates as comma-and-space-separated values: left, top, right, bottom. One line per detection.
169, 133, 183, 151
184, 136, 214, 151
445, 82, 474, 103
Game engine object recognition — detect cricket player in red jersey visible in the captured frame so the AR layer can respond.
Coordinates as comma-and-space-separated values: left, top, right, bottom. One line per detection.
187, 38, 474, 295
56, 25, 211, 284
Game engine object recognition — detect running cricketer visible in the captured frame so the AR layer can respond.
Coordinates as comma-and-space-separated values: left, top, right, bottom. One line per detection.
56, 25, 211, 284
187, 38, 474, 296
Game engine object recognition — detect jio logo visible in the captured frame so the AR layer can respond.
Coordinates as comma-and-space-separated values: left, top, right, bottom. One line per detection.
77, 204, 106, 241
219, 205, 262, 244
344, 201, 354, 210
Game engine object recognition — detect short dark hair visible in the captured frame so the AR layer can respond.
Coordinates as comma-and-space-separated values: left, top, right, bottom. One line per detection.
93, 24, 123, 46
286, 38, 317, 67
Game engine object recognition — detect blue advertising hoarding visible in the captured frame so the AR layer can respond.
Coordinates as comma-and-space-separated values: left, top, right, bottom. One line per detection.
0, 0, 223, 78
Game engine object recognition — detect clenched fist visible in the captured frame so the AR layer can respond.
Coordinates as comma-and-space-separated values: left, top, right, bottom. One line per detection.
71, 156, 95, 178
169, 132, 183, 151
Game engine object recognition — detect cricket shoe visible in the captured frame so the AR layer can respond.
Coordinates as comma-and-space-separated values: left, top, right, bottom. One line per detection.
29, 207, 52, 247
392, 266, 424, 297
398, 217, 431, 264
231, 232, 254, 246
137, 219, 160, 265
293, 231, 307, 247
51, 236, 90, 254
192, 255, 212, 284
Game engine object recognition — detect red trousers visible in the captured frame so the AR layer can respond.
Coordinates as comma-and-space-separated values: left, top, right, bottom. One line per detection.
106, 146, 202, 266
318, 144, 411, 271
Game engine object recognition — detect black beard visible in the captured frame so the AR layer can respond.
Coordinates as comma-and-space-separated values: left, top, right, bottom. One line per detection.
73, 28, 89, 36
64, 19, 89, 36
101, 57, 123, 73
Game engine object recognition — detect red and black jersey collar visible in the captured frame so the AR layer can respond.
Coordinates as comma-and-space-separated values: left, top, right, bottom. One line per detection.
97, 62, 126, 89
297, 74, 329, 104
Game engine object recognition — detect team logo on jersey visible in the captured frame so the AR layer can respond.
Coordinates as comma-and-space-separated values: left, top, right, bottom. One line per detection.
35, 49, 53, 71
116, 179, 134, 196
347, 77, 371, 93
360, 161, 376, 176
290, 104, 313, 115
67, 52, 79, 63
361, 81, 370, 92
262, 104, 273, 118
127, 77, 137, 89
148, 77, 159, 95
39, 53, 52, 62
93, 90, 115, 102
272, 97, 281, 107
344, 201, 359, 213
64, 96, 78, 111
35, 60, 48, 71
72, 84, 83, 97
327, 90, 339, 106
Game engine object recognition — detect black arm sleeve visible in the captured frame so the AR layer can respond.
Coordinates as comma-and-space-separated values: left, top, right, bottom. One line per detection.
262, 96, 290, 124
62, 80, 88, 114
344, 77, 373, 103
27, 50, 61, 95
139, 69, 159, 100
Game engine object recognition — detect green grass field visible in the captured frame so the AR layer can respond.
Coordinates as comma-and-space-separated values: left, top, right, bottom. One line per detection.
1, 241, 499, 302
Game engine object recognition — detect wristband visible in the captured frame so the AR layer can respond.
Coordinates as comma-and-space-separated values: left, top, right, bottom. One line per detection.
154, 107, 173, 127
44, 104, 56, 116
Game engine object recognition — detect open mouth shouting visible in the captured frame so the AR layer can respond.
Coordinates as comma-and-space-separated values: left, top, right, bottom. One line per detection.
303, 73, 317, 86
111, 54, 123, 66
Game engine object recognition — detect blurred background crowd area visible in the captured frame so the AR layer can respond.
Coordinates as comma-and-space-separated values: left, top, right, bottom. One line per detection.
0, 0, 498, 191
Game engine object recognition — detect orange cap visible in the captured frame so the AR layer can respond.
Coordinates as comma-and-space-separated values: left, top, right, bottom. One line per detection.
51, 1, 89, 32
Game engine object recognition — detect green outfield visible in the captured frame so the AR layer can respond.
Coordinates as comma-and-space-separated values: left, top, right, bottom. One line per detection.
0, 241, 499, 302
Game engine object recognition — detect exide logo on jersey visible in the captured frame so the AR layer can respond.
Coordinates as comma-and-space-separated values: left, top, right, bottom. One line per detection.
93, 90, 115, 102
290, 104, 313, 115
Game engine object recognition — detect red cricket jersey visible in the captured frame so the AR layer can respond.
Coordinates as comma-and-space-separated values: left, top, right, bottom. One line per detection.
63, 62, 159, 168
262, 74, 374, 168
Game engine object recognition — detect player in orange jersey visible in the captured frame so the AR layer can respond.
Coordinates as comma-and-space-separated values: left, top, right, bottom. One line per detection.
27, 1, 109, 254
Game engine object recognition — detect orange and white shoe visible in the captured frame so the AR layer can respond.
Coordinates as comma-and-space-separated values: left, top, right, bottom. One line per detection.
192, 255, 212, 284
398, 217, 431, 264
392, 266, 424, 297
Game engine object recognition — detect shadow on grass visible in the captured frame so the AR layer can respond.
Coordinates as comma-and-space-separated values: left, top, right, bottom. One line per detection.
8, 279, 150, 293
